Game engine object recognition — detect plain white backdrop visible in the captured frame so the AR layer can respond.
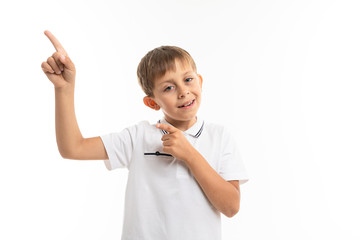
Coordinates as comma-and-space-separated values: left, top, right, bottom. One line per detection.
0, 0, 359, 239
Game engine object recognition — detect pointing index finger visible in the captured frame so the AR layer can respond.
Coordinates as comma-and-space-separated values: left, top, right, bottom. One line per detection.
156, 123, 178, 134
44, 30, 68, 55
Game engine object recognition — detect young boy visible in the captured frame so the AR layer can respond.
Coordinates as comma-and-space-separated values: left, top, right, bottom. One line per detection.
41, 30, 249, 240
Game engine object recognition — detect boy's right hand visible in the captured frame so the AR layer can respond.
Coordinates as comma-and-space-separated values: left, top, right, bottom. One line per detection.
41, 30, 76, 89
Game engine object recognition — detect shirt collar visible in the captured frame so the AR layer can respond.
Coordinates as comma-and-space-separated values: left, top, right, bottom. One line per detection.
158, 116, 205, 138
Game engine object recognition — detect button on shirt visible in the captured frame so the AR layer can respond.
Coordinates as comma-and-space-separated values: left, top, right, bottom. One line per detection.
100, 117, 249, 240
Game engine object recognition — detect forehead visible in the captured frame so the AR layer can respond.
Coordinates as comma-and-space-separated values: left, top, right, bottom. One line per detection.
155, 59, 195, 84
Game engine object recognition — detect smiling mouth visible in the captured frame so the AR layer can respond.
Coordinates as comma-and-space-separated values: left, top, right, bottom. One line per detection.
178, 99, 195, 108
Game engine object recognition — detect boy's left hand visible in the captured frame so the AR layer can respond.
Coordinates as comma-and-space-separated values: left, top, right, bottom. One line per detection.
156, 123, 196, 163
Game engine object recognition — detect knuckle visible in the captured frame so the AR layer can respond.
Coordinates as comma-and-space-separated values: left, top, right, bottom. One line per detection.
52, 52, 62, 60
47, 56, 55, 63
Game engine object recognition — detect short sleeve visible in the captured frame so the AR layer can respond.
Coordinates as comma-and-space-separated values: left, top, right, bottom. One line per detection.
219, 127, 249, 184
100, 126, 135, 171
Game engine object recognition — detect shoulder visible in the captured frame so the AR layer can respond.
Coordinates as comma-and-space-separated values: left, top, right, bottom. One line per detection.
108, 120, 155, 138
203, 121, 237, 147
203, 121, 229, 136
125, 120, 156, 133
127, 120, 167, 139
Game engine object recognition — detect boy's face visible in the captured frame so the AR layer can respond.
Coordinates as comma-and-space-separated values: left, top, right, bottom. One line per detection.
144, 59, 203, 129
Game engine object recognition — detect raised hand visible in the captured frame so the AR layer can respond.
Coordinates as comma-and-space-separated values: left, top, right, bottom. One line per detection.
41, 30, 76, 89
156, 123, 196, 163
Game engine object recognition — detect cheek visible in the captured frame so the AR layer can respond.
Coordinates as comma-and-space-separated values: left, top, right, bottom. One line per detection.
194, 86, 202, 96
157, 97, 172, 108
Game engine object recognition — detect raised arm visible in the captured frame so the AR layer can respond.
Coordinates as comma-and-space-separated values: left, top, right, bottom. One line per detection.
41, 30, 107, 160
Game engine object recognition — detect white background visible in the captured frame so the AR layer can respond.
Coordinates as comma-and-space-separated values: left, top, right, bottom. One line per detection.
1, 0, 359, 239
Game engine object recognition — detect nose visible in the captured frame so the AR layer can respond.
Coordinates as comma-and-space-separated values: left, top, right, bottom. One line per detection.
178, 85, 190, 99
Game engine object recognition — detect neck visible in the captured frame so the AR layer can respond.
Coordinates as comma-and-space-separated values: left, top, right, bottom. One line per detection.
164, 116, 197, 131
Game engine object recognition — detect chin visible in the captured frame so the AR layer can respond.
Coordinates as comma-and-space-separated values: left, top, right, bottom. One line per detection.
164, 113, 198, 123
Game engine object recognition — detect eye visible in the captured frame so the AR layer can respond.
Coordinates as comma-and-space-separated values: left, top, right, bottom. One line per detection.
185, 78, 193, 83
164, 86, 174, 92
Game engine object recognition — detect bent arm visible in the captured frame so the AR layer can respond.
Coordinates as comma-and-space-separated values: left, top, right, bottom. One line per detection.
184, 150, 240, 218
55, 87, 84, 158
55, 87, 109, 160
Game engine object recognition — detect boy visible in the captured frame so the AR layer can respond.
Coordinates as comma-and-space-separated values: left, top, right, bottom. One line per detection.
41, 30, 249, 240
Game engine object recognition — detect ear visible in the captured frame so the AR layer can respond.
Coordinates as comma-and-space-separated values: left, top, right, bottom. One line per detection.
198, 74, 203, 89
143, 96, 160, 110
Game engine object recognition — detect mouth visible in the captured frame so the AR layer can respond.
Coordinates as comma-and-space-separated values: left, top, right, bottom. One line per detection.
178, 99, 195, 109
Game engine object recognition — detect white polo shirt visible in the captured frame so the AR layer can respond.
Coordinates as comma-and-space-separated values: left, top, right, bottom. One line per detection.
100, 117, 249, 240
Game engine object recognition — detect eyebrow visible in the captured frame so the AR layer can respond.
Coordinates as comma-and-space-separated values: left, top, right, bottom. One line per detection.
160, 71, 194, 84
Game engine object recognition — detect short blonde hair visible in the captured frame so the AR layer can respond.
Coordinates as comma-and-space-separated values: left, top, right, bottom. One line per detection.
137, 46, 197, 97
